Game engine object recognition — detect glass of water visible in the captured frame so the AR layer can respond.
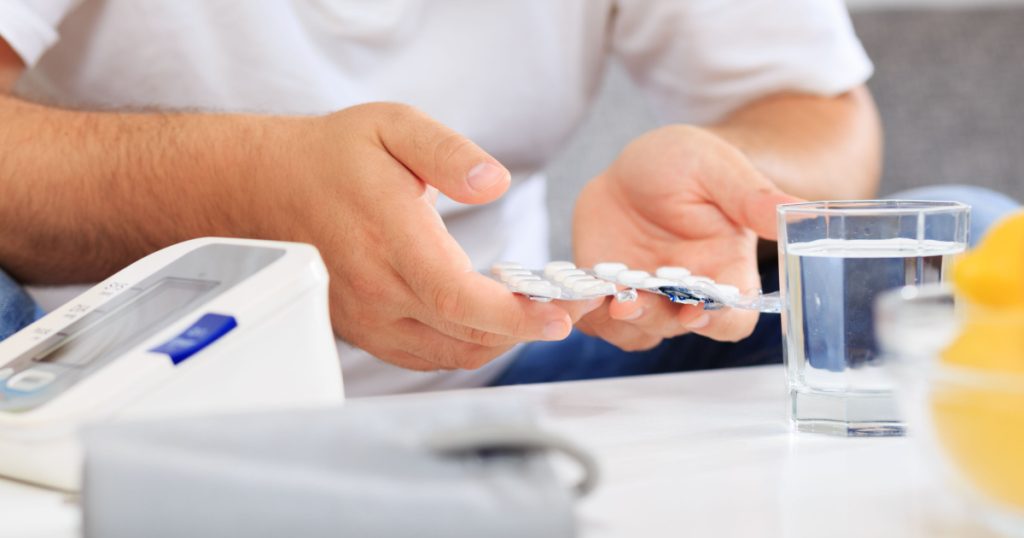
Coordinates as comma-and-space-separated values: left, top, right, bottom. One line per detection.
777, 200, 970, 437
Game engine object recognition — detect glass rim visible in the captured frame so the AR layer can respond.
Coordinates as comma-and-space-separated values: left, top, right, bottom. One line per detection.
777, 199, 970, 216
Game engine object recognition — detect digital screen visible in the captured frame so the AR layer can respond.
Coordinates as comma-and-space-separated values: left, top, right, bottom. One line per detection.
34, 278, 218, 368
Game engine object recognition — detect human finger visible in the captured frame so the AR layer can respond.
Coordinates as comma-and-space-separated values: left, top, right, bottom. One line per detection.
396, 254, 575, 341
705, 168, 803, 240
685, 252, 762, 341
577, 304, 665, 352
374, 103, 511, 205
606, 292, 706, 338
389, 318, 516, 370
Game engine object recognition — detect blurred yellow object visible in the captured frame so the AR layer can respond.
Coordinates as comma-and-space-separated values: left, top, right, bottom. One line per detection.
943, 209, 1024, 372
952, 211, 1024, 308
931, 382, 1024, 511
941, 314, 1024, 372
931, 210, 1024, 516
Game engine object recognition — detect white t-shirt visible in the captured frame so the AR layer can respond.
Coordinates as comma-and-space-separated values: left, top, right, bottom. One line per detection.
0, 0, 872, 396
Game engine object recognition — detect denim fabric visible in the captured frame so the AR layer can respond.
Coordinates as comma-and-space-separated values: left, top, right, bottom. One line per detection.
889, 184, 1020, 246
492, 185, 1020, 386
0, 269, 43, 341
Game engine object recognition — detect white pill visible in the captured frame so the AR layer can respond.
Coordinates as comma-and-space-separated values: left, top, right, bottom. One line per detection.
567, 278, 599, 292
575, 281, 617, 295
641, 277, 678, 289
544, 261, 576, 277
499, 269, 533, 282
561, 274, 593, 286
616, 270, 651, 287
491, 261, 523, 274
552, 269, 586, 283
712, 284, 740, 299
516, 281, 562, 299
506, 274, 542, 286
681, 275, 715, 286
593, 262, 629, 279
656, 266, 692, 280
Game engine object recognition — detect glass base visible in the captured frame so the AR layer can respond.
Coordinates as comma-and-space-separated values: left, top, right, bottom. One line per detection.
791, 388, 905, 437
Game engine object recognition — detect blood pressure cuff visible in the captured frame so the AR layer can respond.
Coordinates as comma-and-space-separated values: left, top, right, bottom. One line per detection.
81, 398, 598, 538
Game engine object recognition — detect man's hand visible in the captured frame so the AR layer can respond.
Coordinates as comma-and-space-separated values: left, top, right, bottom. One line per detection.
0, 92, 593, 371
271, 103, 596, 370
573, 125, 801, 351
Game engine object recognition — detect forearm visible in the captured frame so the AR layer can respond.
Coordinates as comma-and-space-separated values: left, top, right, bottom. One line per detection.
0, 94, 291, 283
707, 85, 882, 200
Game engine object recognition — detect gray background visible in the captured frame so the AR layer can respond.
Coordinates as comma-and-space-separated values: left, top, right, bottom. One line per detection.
543, 5, 1024, 259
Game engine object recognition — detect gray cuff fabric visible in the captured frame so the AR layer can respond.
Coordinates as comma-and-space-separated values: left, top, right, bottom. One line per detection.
82, 397, 596, 538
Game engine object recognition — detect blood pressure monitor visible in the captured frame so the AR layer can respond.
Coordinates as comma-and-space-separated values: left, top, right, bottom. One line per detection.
0, 238, 344, 491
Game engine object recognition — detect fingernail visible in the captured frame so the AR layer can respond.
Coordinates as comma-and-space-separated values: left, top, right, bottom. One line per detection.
685, 313, 711, 330
621, 307, 644, 321
466, 162, 506, 192
543, 320, 569, 340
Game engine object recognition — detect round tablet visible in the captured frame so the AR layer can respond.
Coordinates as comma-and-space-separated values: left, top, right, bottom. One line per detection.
566, 278, 598, 292
517, 280, 562, 299
641, 277, 678, 289
544, 261, 576, 277
616, 270, 651, 287
561, 274, 593, 286
680, 275, 715, 287
575, 281, 616, 296
491, 261, 523, 274
498, 269, 533, 282
593, 262, 629, 279
712, 284, 740, 300
506, 274, 542, 286
552, 269, 586, 283
655, 266, 691, 280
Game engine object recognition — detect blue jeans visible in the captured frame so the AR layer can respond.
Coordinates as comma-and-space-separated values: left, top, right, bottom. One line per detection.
0, 269, 44, 341
492, 185, 1020, 386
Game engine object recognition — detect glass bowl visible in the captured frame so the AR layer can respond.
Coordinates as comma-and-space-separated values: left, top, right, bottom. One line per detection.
877, 285, 1024, 536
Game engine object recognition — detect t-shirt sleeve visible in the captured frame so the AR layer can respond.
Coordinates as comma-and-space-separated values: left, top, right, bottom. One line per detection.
610, 0, 874, 124
0, 0, 81, 67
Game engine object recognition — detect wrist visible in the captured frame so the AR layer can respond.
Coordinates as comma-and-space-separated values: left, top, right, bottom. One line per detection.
219, 114, 313, 240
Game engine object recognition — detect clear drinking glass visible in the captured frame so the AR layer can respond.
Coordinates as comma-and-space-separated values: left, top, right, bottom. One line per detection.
777, 200, 970, 436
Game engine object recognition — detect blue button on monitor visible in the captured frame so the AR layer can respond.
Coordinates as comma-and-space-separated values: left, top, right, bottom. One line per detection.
150, 313, 237, 365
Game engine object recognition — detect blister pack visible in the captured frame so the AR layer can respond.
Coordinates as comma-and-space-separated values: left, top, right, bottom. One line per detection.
489, 261, 781, 313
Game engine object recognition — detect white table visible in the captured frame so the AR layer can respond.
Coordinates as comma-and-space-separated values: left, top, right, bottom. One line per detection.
0, 365, 993, 538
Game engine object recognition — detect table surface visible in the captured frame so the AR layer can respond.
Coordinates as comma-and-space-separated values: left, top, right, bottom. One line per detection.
0, 365, 996, 538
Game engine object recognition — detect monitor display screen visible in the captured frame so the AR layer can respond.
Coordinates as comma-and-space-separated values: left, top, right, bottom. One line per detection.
34, 277, 218, 368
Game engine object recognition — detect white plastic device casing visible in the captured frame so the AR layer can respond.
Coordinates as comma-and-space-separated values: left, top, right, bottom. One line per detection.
0, 237, 344, 491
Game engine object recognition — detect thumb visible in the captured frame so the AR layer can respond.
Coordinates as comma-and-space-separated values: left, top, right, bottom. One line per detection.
736, 187, 805, 240
377, 104, 510, 204
704, 146, 806, 238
